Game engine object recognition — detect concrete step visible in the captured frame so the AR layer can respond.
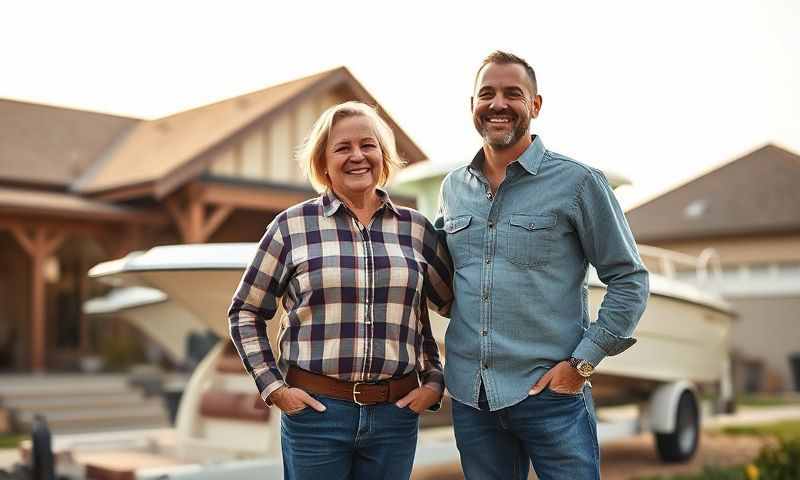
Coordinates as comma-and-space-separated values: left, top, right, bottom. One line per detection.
0, 374, 133, 398
20, 414, 169, 434
16, 401, 169, 434
7, 392, 152, 412
0, 373, 171, 434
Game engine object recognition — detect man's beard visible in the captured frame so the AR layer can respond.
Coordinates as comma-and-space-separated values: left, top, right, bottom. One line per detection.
478, 117, 530, 150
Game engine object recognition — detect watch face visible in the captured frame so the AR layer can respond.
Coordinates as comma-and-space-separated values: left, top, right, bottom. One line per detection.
577, 361, 594, 377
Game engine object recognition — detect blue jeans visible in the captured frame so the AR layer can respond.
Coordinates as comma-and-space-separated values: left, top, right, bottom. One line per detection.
280, 395, 420, 480
452, 385, 600, 480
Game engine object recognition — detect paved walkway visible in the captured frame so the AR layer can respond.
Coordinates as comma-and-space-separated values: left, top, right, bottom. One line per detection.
705, 404, 800, 428
413, 432, 772, 480
0, 449, 20, 471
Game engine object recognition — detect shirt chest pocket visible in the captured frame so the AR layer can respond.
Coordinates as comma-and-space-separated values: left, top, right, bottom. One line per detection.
443, 215, 473, 269
506, 213, 557, 268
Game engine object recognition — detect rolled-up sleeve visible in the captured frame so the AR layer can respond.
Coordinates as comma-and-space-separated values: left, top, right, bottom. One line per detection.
421, 217, 454, 317
228, 215, 292, 404
570, 170, 649, 367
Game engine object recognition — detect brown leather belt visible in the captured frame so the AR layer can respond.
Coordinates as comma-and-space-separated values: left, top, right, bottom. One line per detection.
287, 367, 419, 406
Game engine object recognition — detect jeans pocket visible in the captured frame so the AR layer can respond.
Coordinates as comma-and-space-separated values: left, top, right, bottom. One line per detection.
284, 406, 314, 417
543, 386, 583, 398
395, 404, 420, 418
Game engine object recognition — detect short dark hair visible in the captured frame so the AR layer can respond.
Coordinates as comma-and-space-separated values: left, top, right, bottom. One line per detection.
475, 50, 538, 96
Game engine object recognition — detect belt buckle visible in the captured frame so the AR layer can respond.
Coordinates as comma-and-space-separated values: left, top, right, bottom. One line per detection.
352, 382, 367, 406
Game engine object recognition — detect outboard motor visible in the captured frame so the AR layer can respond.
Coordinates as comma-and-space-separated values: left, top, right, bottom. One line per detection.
30, 415, 54, 480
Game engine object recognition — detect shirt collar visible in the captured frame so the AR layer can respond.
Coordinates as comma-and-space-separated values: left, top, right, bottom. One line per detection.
469, 135, 546, 176
322, 188, 399, 218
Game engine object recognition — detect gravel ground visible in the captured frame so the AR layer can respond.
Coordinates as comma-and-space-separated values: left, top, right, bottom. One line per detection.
599, 432, 771, 480
413, 432, 772, 480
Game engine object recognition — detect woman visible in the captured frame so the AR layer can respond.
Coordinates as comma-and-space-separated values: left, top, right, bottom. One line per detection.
228, 101, 452, 480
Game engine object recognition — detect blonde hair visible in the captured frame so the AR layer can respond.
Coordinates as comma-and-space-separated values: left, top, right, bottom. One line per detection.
298, 101, 405, 193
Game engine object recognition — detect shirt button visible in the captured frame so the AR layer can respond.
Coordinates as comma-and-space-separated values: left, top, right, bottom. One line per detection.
528, 223, 535, 229
486, 192, 493, 201
488, 222, 494, 229
485, 257, 491, 264
482, 293, 489, 302
480, 330, 487, 336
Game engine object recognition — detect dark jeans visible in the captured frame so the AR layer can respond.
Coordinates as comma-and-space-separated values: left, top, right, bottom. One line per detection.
280, 395, 420, 480
452, 384, 600, 480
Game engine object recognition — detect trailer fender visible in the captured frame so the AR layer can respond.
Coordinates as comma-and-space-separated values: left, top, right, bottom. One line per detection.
648, 381, 698, 434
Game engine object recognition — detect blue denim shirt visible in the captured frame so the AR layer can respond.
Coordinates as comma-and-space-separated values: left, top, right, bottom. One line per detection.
436, 136, 649, 411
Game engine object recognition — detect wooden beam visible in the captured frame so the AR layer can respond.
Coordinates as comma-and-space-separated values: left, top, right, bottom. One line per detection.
0, 203, 170, 225
30, 254, 46, 372
202, 205, 234, 240
164, 196, 192, 242
0, 214, 162, 237
187, 197, 204, 244
85, 182, 154, 203
165, 185, 235, 243
8, 225, 67, 372
42, 231, 66, 257
9, 226, 36, 256
78, 253, 90, 353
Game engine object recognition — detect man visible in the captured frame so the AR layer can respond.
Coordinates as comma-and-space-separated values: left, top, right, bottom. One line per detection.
436, 51, 649, 479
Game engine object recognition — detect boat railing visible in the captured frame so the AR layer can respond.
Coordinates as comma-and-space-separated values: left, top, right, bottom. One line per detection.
637, 245, 722, 284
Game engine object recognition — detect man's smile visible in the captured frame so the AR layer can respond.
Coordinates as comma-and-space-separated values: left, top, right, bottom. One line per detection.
483, 114, 515, 126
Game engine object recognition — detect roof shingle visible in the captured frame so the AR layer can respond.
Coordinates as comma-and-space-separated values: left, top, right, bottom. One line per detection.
626, 144, 800, 242
0, 99, 139, 186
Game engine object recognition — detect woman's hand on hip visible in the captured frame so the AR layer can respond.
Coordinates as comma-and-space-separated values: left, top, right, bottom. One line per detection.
270, 386, 326, 414
395, 385, 441, 414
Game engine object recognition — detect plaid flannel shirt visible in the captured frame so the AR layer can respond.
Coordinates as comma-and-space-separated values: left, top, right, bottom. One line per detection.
228, 189, 453, 403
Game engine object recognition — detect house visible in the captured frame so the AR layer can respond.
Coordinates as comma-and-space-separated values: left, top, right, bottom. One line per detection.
625, 144, 800, 392
0, 67, 423, 372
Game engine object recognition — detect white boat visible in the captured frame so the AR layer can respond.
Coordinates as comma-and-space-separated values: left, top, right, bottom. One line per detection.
84, 285, 213, 367
590, 246, 733, 393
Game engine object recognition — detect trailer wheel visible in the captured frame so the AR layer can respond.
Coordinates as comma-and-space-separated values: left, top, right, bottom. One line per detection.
655, 390, 699, 463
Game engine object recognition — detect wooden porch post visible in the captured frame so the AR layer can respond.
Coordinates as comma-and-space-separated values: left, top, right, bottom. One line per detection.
78, 253, 90, 353
10, 226, 66, 372
165, 184, 233, 244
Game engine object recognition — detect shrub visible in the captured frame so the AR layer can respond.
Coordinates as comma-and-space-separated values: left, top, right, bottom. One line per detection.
750, 437, 800, 480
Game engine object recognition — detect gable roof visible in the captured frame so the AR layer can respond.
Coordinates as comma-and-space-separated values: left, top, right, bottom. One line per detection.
0, 99, 139, 187
73, 67, 427, 199
626, 144, 800, 242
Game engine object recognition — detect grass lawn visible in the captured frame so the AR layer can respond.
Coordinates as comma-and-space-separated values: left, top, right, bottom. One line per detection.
720, 420, 800, 439
0, 434, 27, 449
736, 394, 800, 408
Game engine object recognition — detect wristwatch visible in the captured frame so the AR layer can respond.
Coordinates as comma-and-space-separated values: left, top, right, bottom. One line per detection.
569, 357, 594, 378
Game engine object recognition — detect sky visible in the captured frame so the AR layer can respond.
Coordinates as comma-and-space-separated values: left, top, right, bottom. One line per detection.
2, 0, 798, 209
